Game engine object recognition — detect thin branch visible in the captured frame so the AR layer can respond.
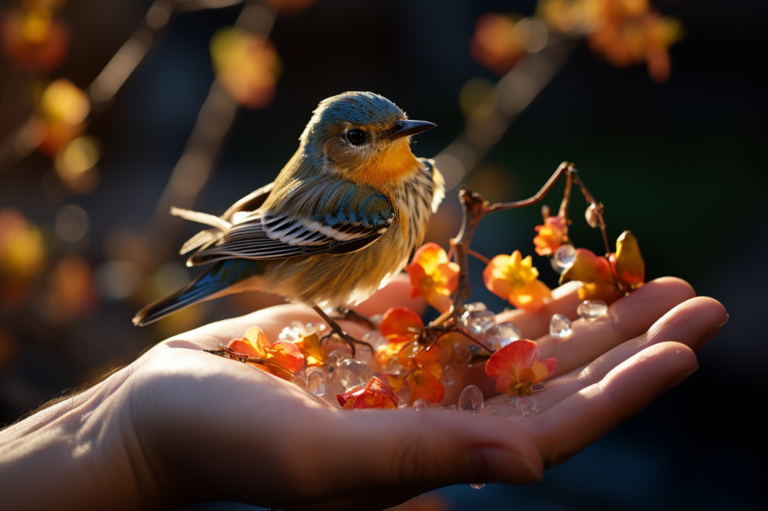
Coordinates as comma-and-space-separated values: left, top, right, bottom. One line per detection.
467, 248, 491, 265
146, 0, 277, 256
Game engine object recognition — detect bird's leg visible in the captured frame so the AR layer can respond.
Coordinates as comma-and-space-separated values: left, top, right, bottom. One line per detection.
331, 307, 375, 330
313, 306, 373, 358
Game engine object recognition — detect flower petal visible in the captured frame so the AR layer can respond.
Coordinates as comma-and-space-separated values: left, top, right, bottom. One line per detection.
485, 339, 539, 379
381, 307, 423, 338
615, 230, 645, 288
508, 279, 551, 312
293, 332, 326, 367
405, 367, 445, 405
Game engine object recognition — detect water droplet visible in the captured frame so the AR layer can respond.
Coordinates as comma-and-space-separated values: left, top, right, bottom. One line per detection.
458, 384, 484, 414
549, 314, 572, 338
577, 300, 607, 320
515, 396, 538, 417
452, 342, 472, 365
440, 365, 456, 386
464, 302, 487, 313
338, 359, 374, 389
412, 398, 431, 410
487, 322, 521, 350
470, 483, 486, 490
553, 244, 576, 274
306, 367, 327, 396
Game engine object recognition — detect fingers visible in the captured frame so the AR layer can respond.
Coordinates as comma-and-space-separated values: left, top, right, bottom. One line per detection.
525, 341, 697, 468
496, 281, 584, 340
536, 277, 696, 375
526, 296, 725, 412
355, 273, 427, 317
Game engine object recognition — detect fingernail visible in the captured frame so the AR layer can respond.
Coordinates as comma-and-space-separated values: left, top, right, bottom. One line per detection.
661, 364, 699, 393
470, 447, 543, 484
680, 364, 699, 377
697, 313, 729, 351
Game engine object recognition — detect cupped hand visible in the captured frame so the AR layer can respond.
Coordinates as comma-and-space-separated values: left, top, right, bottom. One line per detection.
65, 275, 725, 510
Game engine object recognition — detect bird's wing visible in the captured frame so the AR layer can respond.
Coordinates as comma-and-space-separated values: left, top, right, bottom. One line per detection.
173, 182, 276, 255
187, 179, 394, 265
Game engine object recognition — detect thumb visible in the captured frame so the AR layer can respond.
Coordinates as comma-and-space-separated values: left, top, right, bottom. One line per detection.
301, 408, 543, 501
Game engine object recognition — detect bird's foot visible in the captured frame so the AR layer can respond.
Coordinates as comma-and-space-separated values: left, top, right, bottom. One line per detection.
313, 306, 373, 358
331, 307, 375, 330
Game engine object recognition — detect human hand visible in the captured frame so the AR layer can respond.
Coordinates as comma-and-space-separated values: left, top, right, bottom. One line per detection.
0, 275, 726, 511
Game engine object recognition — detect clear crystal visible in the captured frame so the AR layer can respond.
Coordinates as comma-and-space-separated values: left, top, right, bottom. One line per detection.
440, 365, 456, 386
470, 483, 486, 490
487, 322, 521, 350
323, 351, 346, 383
464, 302, 487, 313
369, 314, 383, 329
355, 346, 373, 364
452, 342, 472, 365
553, 244, 576, 274
577, 300, 608, 320
440, 404, 458, 412
515, 396, 538, 417
486, 398, 517, 417
338, 359, 374, 389
458, 384, 484, 414
549, 313, 572, 338
362, 330, 386, 349
290, 373, 306, 390
412, 398, 431, 410
396, 386, 410, 408
464, 309, 496, 334
306, 367, 327, 396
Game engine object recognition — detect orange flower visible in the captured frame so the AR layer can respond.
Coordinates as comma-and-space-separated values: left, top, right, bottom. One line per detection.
376, 307, 423, 366
228, 326, 303, 380
485, 340, 557, 397
293, 331, 326, 367
533, 216, 566, 256
406, 243, 459, 312
469, 13, 525, 75
0, 6, 70, 73
560, 231, 644, 300
35, 78, 90, 156
483, 250, 552, 312
337, 376, 398, 410
210, 27, 281, 109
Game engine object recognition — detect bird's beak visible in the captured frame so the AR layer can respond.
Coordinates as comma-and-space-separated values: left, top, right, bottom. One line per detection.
388, 120, 436, 140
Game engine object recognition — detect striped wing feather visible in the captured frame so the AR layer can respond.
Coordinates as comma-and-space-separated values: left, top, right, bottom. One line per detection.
187, 179, 394, 265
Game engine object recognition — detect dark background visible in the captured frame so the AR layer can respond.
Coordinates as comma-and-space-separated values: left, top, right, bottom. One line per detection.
0, 0, 764, 509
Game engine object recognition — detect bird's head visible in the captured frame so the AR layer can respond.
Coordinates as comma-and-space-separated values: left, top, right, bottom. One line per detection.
300, 91, 435, 186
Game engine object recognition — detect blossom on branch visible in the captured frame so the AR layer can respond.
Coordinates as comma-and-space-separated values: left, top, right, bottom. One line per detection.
483, 251, 552, 312
227, 326, 303, 380
406, 243, 459, 312
533, 216, 566, 256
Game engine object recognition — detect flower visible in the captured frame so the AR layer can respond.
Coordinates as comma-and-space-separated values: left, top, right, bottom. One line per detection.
375, 307, 423, 366
406, 243, 459, 312
483, 250, 552, 312
0, 5, 70, 73
560, 231, 645, 300
227, 326, 303, 380
337, 376, 398, 410
485, 340, 557, 397
469, 13, 526, 75
293, 331, 326, 367
533, 216, 566, 256
210, 27, 281, 109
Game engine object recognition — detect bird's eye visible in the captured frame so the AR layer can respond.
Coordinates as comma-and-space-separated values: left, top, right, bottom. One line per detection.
346, 129, 367, 146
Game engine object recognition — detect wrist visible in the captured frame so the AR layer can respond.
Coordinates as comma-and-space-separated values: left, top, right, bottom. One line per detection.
0, 364, 163, 510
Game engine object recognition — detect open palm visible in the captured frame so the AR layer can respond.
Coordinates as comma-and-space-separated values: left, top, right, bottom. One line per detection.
55, 275, 724, 511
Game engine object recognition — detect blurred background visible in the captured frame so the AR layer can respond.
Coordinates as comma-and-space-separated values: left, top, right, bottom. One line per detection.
0, 0, 763, 510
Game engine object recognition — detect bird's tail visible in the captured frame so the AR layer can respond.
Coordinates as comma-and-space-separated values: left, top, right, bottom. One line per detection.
132, 259, 264, 326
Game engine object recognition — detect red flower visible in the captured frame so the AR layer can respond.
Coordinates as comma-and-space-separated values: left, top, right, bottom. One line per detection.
485, 340, 557, 397
337, 376, 398, 410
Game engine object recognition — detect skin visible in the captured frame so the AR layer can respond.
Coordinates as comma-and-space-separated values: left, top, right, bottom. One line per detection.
0, 274, 726, 511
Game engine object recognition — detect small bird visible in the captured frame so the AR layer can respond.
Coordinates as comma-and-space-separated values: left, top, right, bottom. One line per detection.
134, 92, 444, 347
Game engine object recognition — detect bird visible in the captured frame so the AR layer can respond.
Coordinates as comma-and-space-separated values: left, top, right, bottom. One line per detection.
133, 91, 444, 350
